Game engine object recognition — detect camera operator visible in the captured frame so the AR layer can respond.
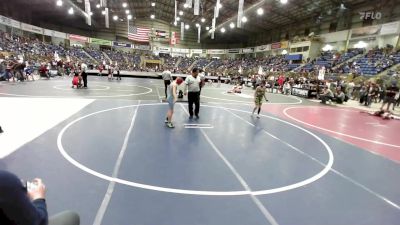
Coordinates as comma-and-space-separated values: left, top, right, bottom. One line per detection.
0, 170, 79, 225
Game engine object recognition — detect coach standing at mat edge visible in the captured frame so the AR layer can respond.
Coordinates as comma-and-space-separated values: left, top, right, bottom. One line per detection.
185, 68, 203, 119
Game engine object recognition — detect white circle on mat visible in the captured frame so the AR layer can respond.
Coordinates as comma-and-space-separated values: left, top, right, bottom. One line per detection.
57, 103, 333, 196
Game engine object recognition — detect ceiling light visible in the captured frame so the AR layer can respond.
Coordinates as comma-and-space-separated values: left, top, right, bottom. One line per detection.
173, 21, 177, 26
150, 14, 155, 19
257, 8, 264, 15
206, 26, 210, 30
280, 0, 288, 4
241, 16, 248, 22
201, 18, 206, 23
113, 15, 118, 20
195, 23, 200, 27
179, 11, 183, 16
282, 49, 288, 54
125, 10, 130, 14
101, 10, 106, 15
56, 0, 63, 7
151, 2, 155, 7
89, 12, 93, 16
96, 4, 100, 8
68, 7, 74, 15
218, 3, 222, 9
185, 24, 189, 30
127, 14, 132, 20
176, 17, 181, 21
229, 22, 235, 29
220, 27, 226, 33
122, 2, 127, 8
183, 3, 188, 8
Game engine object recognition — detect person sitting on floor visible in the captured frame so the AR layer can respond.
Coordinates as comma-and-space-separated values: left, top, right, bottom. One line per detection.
71, 70, 82, 89
333, 88, 346, 104
320, 86, 334, 104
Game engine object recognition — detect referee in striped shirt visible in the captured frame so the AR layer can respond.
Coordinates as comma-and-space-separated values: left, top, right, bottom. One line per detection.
184, 68, 202, 119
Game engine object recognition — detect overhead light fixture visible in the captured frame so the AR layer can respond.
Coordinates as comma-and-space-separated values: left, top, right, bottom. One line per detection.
206, 26, 210, 30
218, 3, 222, 9
150, 14, 155, 19
122, 2, 127, 8
179, 11, 183, 16
113, 15, 118, 20
201, 18, 205, 23
322, 44, 333, 51
173, 21, 177, 26
176, 17, 181, 21
257, 8, 264, 15
282, 49, 288, 54
96, 4, 100, 8
56, 0, 63, 7
125, 10, 130, 14
185, 24, 190, 30
101, 10, 106, 15
68, 7, 74, 15
183, 3, 188, 8
229, 22, 235, 29
151, 2, 155, 7
220, 27, 226, 33
127, 14, 132, 20
354, 41, 367, 49
340, 3, 347, 10
280, 0, 288, 4
241, 16, 248, 22
89, 12, 93, 16
195, 23, 200, 27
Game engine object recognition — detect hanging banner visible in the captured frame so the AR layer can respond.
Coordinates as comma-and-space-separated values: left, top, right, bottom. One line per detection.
69, 34, 89, 42
181, 22, 184, 41
207, 49, 225, 54
194, 0, 200, 15
197, 25, 201, 43
113, 41, 132, 48
351, 25, 381, 38
227, 49, 240, 54
185, 0, 192, 8
53, 31, 67, 39
237, 0, 244, 28
191, 49, 203, 54
172, 48, 189, 53
0, 15, 21, 29
135, 45, 151, 50
242, 47, 254, 53
216, 0, 220, 18
211, 17, 216, 39
170, 31, 177, 45
21, 23, 43, 34
255, 44, 271, 52
271, 42, 281, 49
280, 41, 289, 49
174, 0, 177, 23
105, 7, 109, 28
380, 22, 400, 35
90, 38, 112, 46
84, 0, 91, 26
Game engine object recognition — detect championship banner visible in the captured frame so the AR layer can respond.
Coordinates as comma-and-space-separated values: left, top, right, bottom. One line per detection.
0, 15, 21, 29
181, 22, 184, 41
21, 23, 43, 34
69, 34, 89, 42
237, 0, 244, 28
185, 0, 192, 8
105, 7, 109, 28
84, 0, 91, 26
194, 0, 200, 15
197, 25, 201, 43
90, 38, 112, 46
351, 25, 381, 38
113, 41, 132, 48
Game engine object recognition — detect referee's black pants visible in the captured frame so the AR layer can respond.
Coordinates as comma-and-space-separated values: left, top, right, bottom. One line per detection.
164, 80, 171, 98
188, 91, 200, 117
82, 72, 87, 87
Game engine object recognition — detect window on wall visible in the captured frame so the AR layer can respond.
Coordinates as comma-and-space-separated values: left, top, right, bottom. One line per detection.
329, 23, 337, 32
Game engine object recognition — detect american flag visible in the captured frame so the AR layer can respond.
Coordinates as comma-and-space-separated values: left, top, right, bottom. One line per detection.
128, 25, 150, 42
